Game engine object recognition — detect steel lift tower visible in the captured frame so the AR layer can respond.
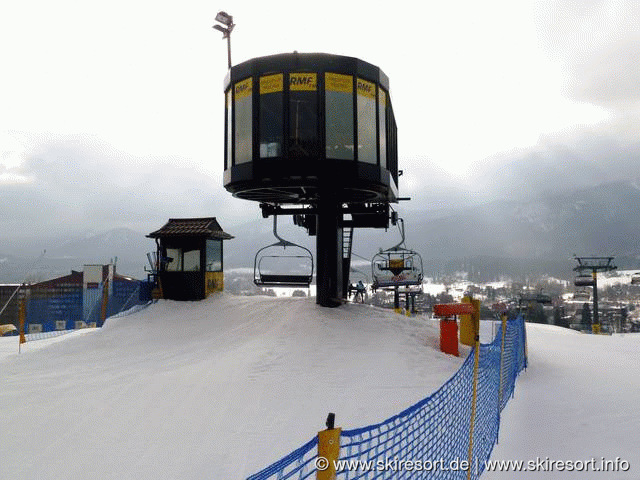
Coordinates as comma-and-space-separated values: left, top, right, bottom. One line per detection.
573, 256, 616, 333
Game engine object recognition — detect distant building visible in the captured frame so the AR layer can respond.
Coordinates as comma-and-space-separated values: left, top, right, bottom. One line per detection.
1, 265, 140, 331
147, 217, 234, 301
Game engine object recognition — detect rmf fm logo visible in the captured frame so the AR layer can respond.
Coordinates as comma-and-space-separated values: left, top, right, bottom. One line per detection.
235, 81, 251, 95
290, 75, 314, 86
357, 80, 373, 94
290, 73, 317, 90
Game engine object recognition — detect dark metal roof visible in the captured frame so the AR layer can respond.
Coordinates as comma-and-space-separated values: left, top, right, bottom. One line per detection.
147, 217, 234, 240
32, 271, 84, 288
30, 267, 139, 288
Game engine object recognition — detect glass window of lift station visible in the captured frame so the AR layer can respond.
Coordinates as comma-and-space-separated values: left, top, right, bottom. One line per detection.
357, 78, 377, 164
259, 74, 284, 158
325, 73, 354, 160
234, 78, 253, 164
206, 239, 223, 272
378, 88, 387, 169
289, 73, 318, 158
225, 89, 232, 169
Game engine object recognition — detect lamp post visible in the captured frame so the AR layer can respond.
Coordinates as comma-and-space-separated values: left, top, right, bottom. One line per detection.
213, 11, 234, 69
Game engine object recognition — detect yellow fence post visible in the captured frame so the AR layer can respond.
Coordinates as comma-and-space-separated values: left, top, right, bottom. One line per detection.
460, 297, 480, 346
466, 333, 481, 480
524, 318, 528, 366
459, 296, 473, 346
18, 293, 26, 353
317, 413, 341, 480
496, 312, 508, 445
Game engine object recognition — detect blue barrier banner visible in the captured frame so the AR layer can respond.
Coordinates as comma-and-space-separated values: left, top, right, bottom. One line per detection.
24, 281, 149, 335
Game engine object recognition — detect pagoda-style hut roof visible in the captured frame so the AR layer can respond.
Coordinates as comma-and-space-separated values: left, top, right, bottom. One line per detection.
147, 217, 234, 240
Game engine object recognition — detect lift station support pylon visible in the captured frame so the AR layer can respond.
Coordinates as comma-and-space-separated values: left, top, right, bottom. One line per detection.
221, 53, 401, 306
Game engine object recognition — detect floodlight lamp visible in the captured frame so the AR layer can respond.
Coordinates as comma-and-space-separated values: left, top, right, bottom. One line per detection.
216, 11, 233, 27
213, 24, 228, 35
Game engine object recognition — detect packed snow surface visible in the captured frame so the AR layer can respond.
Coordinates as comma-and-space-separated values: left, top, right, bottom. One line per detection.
1, 295, 466, 479
484, 323, 640, 479
1, 294, 638, 479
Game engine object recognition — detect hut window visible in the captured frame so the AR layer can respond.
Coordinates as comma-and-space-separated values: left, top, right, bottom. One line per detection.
206, 239, 223, 272
357, 78, 376, 164
289, 73, 318, 158
325, 73, 354, 160
166, 248, 182, 272
259, 74, 284, 158
234, 78, 253, 164
165, 248, 200, 272
183, 250, 201, 271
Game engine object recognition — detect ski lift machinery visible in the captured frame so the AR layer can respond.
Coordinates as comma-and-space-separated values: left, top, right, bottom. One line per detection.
371, 217, 424, 290
254, 215, 314, 288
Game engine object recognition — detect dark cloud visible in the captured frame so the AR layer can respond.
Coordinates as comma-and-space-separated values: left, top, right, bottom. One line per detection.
0, 135, 253, 241
470, 129, 640, 201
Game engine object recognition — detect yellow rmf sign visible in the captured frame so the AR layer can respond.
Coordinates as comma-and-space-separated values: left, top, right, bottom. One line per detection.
260, 74, 283, 94
234, 78, 252, 100
356, 78, 376, 99
289, 73, 317, 91
325, 72, 352, 93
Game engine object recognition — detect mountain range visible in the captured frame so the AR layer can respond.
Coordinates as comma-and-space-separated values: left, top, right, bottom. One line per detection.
2, 176, 638, 284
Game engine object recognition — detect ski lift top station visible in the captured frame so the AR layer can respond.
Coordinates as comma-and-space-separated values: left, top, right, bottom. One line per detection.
221, 50, 402, 307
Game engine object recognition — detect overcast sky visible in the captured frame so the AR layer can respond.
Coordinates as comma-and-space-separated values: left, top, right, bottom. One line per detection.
1, 0, 639, 243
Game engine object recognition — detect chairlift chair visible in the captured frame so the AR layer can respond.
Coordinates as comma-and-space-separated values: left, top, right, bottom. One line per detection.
254, 215, 314, 288
371, 218, 424, 290
574, 274, 595, 287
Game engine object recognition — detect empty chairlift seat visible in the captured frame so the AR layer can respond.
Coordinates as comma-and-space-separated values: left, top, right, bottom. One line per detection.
254, 216, 314, 288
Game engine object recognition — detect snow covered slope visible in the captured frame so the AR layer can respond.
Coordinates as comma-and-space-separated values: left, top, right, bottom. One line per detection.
3, 296, 638, 479
484, 323, 640, 479
0, 295, 466, 479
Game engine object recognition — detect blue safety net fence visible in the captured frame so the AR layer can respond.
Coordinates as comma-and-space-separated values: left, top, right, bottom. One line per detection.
247, 316, 527, 480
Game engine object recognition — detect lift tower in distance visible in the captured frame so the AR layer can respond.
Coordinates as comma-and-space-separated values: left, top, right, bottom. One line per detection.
573, 256, 616, 333
222, 52, 401, 307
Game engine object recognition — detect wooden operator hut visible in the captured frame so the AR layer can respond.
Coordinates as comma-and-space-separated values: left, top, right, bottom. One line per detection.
147, 217, 233, 300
